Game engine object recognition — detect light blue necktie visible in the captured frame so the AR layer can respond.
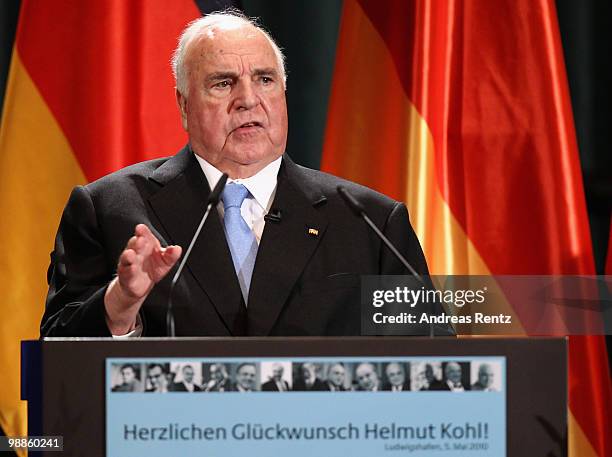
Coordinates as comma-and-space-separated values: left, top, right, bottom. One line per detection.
221, 183, 258, 304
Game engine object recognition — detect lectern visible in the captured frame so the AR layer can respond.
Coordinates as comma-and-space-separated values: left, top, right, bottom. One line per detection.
22, 337, 566, 456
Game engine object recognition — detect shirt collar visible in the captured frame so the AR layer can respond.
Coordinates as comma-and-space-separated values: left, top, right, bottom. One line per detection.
194, 153, 282, 211
447, 379, 463, 390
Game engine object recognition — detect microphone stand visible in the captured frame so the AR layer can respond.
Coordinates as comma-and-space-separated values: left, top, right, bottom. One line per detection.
166, 174, 228, 336
337, 186, 437, 337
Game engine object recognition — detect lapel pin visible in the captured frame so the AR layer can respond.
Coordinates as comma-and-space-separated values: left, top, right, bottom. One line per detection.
308, 228, 319, 237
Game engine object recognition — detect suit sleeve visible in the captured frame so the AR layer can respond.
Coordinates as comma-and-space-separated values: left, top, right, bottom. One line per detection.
380, 202, 456, 336
41, 186, 113, 337
379, 202, 429, 276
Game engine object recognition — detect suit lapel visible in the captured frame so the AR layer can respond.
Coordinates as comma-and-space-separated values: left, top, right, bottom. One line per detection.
147, 147, 245, 335
247, 156, 328, 335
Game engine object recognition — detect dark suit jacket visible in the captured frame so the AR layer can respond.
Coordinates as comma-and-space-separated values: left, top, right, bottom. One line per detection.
382, 381, 411, 392
320, 381, 347, 392
471, 381, 490, 391
228, 382, 258, 392
111, 382, 138, 392
204, 378, 230, 392
292, 378, 327, 391
427, 380, 469, 391
425, 379, 449, 391
169, 382, 202, 392
261, 379, 290, 391
42, 146, 439, 337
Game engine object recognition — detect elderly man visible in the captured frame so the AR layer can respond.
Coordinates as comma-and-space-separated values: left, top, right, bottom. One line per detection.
230, 363, 258, 392
428, 362, 469, 391
204, 363, 230, 392
355, 363, 380, 391
471, 363, 496, 391
322, 363, 348, 391
382, 362, 410, 392
292, 363, 326, 391
41, 11, 431, 337
261, 363, 290, 391
170, 364, 201, 392
420, 363, 445, 391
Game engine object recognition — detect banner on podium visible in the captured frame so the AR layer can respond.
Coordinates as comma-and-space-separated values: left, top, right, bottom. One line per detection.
106, 356, 506, 456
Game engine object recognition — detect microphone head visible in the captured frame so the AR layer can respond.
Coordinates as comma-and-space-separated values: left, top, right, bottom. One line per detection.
337, 186, 366, 216
208, 173, 228, 205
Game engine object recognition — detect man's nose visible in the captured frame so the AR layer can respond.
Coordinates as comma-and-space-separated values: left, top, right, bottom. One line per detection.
233, 80, 259, 111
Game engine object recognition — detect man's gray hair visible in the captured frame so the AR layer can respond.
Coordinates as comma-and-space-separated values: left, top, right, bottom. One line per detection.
171, 10, 286, 96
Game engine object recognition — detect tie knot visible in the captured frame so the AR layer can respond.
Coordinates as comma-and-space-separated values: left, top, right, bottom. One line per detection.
221, 183, 249, 209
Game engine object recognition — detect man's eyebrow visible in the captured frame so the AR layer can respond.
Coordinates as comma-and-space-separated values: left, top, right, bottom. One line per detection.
206, 71, 238, 82
253, 68, 279, 77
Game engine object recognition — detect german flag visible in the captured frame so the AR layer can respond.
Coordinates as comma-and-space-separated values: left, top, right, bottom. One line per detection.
322, 0, 611, 456
0, 0, 201, 449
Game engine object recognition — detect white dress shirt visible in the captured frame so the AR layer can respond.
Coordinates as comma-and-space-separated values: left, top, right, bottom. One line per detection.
112, 154, 282, 338
195, 154, 282, 244
446, 380, 465, 392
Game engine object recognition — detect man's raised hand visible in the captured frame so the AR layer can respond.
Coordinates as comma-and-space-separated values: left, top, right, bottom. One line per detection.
104, 224, 182, 335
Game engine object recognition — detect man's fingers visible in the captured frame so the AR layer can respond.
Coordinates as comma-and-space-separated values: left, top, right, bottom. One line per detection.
121, 225, 180, 285
135, 223, 161, 248
126, 235, 146, 254
125, 226, 156, 258
125, 236, 138, 250
134, 223, 151, 237
118, 249, 137, 268
161, 245, 183, 265
151, 245, 182, 267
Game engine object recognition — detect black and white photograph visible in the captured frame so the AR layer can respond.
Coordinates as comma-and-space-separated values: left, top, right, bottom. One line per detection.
351, 362, 383, 392
381, 362, 411, 392
319, 362, 352, 391
470, 361, 502, 392
260, 362, 292, 391
292, 363, 327, 391
228, 362, 260, 392
201, 363, 232, 392
169, 362, 203, 392
110, 363, 143, 393
144, 363, 171, 393
430, 361, 471, 392
411, 361, 444, 391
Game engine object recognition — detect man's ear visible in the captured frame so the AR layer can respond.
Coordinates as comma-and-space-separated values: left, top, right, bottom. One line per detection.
176, 89, 188, 131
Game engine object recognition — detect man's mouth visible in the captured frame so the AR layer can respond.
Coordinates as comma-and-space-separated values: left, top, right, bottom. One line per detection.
234, 121, 263, 131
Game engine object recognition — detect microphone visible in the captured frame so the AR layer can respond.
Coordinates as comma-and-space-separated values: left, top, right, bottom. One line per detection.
264, 209, 282, 223
337, 186, 423, 283
166, 173, 228, 336
337, 186, 442, 337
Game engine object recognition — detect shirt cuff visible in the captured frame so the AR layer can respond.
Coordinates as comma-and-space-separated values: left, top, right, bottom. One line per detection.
111, 314, 143, 338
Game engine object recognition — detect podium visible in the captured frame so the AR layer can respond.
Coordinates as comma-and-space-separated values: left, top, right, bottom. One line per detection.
22, 337, 566, 456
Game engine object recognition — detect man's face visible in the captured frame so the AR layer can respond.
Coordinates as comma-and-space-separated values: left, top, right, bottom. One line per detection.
356, 364, 378, 390
183, 366, 194, 383
424, 365, 434, 382
149, 366, 164, 389
210, 365, 223, 381
272, 365, 283, 381
121, 367, 135, 384
446, 363, 462, 384
478, 365, 494, 387
237, 365, 256, 390
328, 364, 346, 387
302, 365, 313, 381
178, 25, 288, 177
386, 363, 405, 387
